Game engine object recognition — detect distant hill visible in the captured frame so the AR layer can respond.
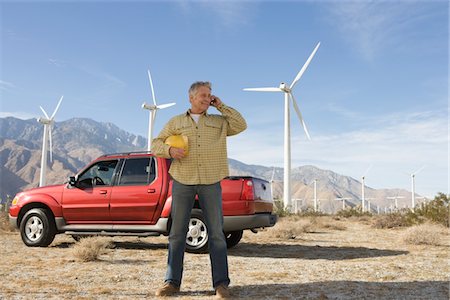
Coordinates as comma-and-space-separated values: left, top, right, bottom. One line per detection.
0, 117, 419, 213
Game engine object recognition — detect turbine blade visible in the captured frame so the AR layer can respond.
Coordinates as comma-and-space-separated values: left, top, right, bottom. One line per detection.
40, 106, 50, 119
290, 42, 321, 90
51, 95, 64, 119
243, 87, 282, 92
363, 164, 373, 177
147, 69, 157, 106
413, 165, 426, 175
156, 102, 176, 109
289, 93, 311, 140
48, 126, 53, 162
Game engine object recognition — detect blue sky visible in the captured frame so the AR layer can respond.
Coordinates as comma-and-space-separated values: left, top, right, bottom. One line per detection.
1, 0, 448, 198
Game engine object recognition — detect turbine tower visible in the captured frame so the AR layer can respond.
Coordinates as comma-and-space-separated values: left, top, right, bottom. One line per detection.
142, 69, 176, 151
410, 166, 425, 210
243, 42, 321, 210
361, 164, 372, 212
37, 96, 63, 187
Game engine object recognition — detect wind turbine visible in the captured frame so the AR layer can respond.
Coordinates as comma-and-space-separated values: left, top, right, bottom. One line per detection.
37, 96, 63, 187
410, 166, 425, 210
361, 164, 372, 212
270, 167, 276, 201
243, 42, 321, 210
335, 197, 351, 211
142, 69, 176, 151
387, 196, 405, 211
313, 179, 318, 212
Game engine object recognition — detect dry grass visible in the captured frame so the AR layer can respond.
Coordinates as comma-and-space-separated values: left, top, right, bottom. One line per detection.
0, 216, 449, 299
265, 217, 314, 239
402, 223, 448, 246
0, 210, 15, 232
72, 236, 113, 262
265, 216, 348, 240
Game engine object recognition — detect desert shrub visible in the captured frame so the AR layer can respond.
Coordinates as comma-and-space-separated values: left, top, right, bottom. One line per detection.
402, 223, 447, 246
372, 212, 416, 229
273, 200, 292, 217
414, 193, 449, 227
337, 207, 372, 218
0, 210, 15, 232
298, 210, 328, 217
267, 217, 315, 240
72, 236, 112, 262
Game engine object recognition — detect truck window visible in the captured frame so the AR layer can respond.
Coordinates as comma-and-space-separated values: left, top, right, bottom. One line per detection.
77, 160, 119, 188
118, 157, 156, 186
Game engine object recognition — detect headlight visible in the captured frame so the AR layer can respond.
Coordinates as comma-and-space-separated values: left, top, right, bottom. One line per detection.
11, 197, 18, 206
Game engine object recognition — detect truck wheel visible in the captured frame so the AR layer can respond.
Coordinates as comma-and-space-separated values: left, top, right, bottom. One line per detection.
20, 208, 56, 247
225, 230, 243, 248
186, 210, 209, 254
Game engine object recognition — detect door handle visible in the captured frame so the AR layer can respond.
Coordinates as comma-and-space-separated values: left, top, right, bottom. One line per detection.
99, 190, 108, 195
147, 188, 156, 193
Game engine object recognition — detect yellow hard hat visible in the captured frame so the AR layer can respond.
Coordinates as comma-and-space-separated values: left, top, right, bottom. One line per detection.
165, 135, 189, 155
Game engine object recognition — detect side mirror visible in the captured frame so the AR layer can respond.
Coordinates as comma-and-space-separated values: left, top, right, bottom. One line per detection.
68, 176, 77, 187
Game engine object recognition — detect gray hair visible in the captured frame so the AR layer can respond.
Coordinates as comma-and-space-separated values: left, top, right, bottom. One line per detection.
189, 81, 211, 97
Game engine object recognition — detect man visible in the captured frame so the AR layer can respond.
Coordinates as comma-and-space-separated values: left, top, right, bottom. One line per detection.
151, 81, 247, 298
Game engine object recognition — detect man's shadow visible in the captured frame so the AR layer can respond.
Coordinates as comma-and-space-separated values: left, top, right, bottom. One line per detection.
229, 242, 408, 260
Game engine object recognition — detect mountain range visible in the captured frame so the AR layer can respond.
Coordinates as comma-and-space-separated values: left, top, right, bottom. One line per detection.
0, 117, 420, 213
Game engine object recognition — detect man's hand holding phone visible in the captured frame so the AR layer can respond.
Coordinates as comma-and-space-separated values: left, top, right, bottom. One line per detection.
210, 95, 222, 108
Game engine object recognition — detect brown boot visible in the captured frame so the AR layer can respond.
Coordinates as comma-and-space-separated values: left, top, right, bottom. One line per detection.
155, 282, 180, 297
215, 284, 231, 298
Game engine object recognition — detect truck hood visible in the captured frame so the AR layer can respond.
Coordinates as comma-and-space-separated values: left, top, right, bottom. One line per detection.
16, 184, 66, 201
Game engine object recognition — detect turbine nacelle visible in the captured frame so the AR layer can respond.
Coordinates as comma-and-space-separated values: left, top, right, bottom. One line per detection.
279, 82, 291, 92
142, 102, 158, 111
37, 117, 52, 125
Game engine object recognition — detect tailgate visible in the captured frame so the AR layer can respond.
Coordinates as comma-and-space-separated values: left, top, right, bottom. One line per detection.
221, 177, 274, 215
251, 178, 274, 213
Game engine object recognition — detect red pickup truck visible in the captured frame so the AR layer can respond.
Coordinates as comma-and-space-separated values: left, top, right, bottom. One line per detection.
9, 152, 277, 253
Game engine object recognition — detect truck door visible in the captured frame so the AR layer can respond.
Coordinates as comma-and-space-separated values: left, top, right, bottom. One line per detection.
62, 159, 119, 222
110, 157, 161, 223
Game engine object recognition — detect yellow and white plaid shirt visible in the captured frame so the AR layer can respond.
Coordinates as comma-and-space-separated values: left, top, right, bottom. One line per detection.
151, 103, 247, 185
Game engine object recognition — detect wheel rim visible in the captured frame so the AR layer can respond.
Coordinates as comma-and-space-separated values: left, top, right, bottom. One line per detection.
25, 216, 44, 241
186, 217, 208, 248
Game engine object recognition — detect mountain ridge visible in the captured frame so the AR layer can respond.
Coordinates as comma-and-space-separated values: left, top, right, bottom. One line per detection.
0, 117, 420, 213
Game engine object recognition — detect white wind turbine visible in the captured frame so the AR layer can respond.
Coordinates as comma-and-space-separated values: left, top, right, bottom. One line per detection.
410, 166, 425, 210
37, 96, 63, 187
142, 69, 176, 151
270, 167, 276, 201
361, 164, 373, 212
243, 42, 321, 210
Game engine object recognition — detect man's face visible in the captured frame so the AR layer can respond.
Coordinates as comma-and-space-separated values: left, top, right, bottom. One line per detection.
189, 86, 211, 114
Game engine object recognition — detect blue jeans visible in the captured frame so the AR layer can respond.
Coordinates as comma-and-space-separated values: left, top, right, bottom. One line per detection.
165, 180, 230, 288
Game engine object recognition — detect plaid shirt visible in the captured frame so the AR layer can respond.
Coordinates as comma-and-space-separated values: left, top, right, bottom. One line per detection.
151, 103, 247, 185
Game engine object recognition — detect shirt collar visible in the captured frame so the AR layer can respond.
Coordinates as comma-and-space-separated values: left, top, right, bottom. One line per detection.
186, 109, 209, 117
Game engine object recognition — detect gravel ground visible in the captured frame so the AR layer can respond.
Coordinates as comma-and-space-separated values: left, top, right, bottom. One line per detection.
0, 217, 448, 299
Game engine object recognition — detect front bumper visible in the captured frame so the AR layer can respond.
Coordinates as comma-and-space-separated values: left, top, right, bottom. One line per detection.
223, 213, 277, 232
9, 215, 18, 229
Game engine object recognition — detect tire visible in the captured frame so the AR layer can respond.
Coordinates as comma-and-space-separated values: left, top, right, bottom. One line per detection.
20, 208, 56, 247
225, 230, 243, 249
185, 210, 209, 254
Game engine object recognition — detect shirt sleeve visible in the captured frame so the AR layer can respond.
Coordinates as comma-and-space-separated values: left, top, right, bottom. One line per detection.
217, 103, 247, 136
151, 118, 175, 158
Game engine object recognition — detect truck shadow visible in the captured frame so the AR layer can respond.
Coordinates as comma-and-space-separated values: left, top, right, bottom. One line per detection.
227, 281, 448, 299
229, 243, 408, 260
52, 240, 168, 250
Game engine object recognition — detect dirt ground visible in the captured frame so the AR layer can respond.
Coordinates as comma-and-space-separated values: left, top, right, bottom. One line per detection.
0, 217, 448, 299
